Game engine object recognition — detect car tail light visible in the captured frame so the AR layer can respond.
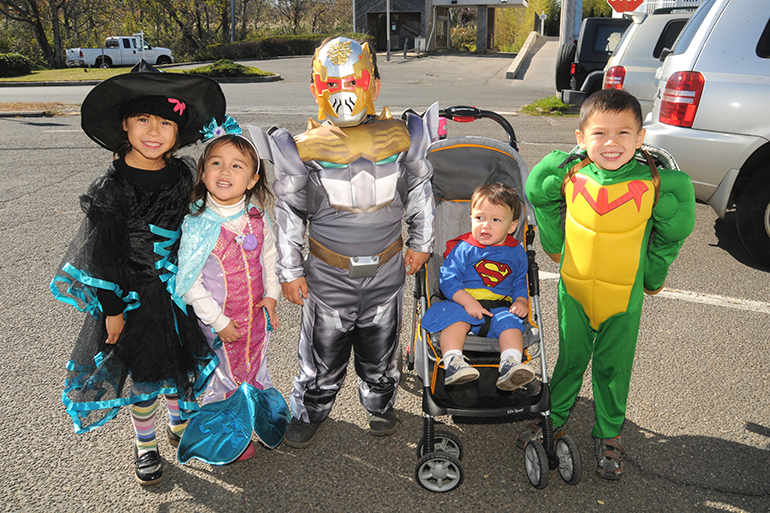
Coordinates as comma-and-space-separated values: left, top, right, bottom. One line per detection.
659, 71, 705, 128
603, 66, 626, 89
570, 63, 576, 77
79, 50, 84, 58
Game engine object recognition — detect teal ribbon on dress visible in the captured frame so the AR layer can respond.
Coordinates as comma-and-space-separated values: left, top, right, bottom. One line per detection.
148, 224, 187, 313
50, 263, 141, 318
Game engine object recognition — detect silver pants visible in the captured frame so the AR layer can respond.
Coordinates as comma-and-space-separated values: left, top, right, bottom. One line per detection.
290, 254, 404, 423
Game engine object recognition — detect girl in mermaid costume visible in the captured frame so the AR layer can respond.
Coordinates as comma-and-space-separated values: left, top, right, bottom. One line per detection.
175, 119, 290, 465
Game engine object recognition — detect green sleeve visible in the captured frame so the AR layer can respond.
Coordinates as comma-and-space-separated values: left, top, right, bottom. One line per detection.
525, 151, 572, 255
644, 169, 696, 291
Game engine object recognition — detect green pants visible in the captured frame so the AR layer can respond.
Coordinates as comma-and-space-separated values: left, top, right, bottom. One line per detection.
550, 281, 642, 439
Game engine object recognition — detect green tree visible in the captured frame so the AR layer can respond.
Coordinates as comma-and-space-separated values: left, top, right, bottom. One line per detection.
0, 0, 66, 67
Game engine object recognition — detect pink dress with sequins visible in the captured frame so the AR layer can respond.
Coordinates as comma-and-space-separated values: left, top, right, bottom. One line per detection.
199, 208, 272, 404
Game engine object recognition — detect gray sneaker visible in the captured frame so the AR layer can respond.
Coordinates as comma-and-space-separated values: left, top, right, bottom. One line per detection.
369, 409, 398, 436
496, 357, 535, 391
444, 354, 479, 386
283, 418, 320, 449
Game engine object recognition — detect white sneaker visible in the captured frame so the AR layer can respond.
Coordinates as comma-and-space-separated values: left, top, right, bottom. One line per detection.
443, 354, 480, 386
496, 357, 535, 391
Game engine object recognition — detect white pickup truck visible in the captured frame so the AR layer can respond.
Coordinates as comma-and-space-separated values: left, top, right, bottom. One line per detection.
66, 33, 174, 68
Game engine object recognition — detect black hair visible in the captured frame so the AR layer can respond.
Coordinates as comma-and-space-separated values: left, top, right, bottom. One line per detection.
191, 134, 272, 216
579, 89, 644, 132
114, 110, 181, 163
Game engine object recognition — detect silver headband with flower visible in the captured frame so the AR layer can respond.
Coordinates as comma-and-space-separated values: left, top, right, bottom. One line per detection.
200, 116, 261, 172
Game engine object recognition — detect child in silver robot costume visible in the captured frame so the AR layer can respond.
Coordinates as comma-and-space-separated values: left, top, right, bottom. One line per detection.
249, 36, 436, 448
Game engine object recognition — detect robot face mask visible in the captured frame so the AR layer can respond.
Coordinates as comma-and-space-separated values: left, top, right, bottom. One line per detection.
312, 37, 377, 127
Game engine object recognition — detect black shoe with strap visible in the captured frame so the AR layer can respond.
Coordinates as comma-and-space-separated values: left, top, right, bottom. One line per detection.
134, 446, 163, 486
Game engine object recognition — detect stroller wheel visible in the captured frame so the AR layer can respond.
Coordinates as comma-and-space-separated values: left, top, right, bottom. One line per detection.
524, 440, 549, 489
555, 435, 582, 485
416, 430, 463, 460
415, 452, 463, 492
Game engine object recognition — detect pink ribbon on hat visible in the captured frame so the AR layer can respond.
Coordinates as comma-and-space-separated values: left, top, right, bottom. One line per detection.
168, 98, 186, 116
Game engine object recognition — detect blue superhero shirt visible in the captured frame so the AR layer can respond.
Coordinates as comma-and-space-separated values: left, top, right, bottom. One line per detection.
422, 233, 529, 338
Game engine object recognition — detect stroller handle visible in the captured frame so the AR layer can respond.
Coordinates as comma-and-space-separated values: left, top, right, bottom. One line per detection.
439, 106, 518, 152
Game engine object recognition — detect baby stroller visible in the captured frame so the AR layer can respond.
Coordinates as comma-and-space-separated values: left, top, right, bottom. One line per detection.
407, 106, 581, 492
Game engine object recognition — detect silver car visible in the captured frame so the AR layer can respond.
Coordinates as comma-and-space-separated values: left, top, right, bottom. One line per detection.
643, 0, 770, 266
603, 8, 694, 118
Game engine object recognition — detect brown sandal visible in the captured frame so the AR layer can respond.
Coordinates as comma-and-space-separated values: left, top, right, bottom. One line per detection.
595, 436, 624, 480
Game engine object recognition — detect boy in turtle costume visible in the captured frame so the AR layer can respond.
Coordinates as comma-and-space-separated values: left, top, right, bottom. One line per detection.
522, 89, 695, 480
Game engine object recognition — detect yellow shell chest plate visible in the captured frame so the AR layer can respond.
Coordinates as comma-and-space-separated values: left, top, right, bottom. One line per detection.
294, 119, 410, 165
561, 173, 654, 329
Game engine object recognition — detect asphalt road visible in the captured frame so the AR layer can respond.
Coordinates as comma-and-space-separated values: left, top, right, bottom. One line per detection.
1, 54, 769, 512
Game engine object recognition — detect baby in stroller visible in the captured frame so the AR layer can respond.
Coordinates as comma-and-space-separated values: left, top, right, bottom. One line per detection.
421, 183, 535, 391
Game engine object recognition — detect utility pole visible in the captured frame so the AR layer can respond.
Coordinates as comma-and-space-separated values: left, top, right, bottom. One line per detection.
386, 0, 391, 62
559, 0, 583, 46
231, 0, 236, 42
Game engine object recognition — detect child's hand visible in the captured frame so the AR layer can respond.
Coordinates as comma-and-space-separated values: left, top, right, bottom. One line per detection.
404, 249, 430, 275
217, 320, 242, 344
257, 297, 280, 330
509, 297, 529, 318
464, 300, 493, 320
282, 278, 308, 306
452, 290, 491, 320
105, 314, 125, 345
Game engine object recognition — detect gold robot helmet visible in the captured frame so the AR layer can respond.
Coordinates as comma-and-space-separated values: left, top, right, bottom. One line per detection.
312, 37, 377, 127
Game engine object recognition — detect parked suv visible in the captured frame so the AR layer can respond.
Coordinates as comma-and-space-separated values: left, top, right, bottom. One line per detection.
557, 16, 632, 107
603, 8, 695, 117
644, 0, 770, 266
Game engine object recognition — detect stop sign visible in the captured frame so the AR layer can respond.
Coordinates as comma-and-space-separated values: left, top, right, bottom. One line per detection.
607, 0, 644, 12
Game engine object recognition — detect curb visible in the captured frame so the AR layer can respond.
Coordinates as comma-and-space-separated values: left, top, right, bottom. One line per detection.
0, 73, 282, 88
0, 111, 48, 117
506, 31, 540, 80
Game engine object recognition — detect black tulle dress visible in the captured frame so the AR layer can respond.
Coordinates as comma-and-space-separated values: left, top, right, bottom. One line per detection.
51, 156, 216, 433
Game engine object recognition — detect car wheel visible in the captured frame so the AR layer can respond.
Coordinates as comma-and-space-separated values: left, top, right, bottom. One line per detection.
95, 57, 111, 68
555, 43, 576, 92
156, 56, 171, 66
735, 171, 770, 267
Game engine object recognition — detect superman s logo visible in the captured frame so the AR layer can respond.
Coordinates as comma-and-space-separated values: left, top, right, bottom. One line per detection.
474, 260, 511, 287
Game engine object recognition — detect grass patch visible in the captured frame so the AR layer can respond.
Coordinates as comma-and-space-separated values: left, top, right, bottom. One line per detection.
0, 102, 80, 114
0, 60, 273, 82
185, 59, 273, 78
521, 96, 577, 116
0, 67, 129, 82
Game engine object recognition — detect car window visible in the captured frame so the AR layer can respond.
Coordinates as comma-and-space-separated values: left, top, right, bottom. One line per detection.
653, 19, 688, 58
594, 26, 625, 54
757, 18, 770, 58
672, 0, 717, 55
123, 38, 131, 49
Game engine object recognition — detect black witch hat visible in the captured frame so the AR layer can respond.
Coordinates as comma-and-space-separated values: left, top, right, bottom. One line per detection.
81, 60, 226, 151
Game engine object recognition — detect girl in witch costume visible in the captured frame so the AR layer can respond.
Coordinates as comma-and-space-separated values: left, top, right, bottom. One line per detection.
174, 119, 290, 465
50, 67, 225, 485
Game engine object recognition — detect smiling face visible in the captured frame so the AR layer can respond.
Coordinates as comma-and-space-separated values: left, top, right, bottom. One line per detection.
576, 109, 646, 171
471, 199, 518, 246
122, 114, 178, 170
202, 142, 258, 206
